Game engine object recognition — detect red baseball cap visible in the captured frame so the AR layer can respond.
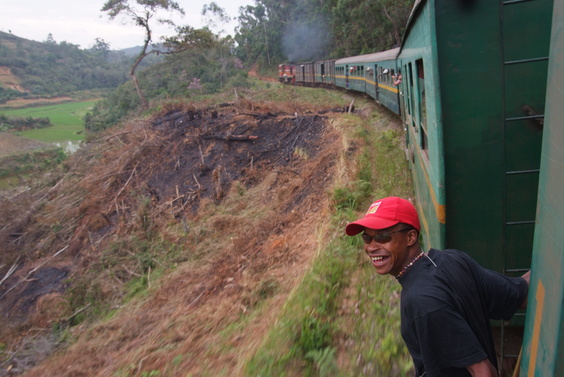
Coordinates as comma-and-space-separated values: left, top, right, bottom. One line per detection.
345, 197, 420, 236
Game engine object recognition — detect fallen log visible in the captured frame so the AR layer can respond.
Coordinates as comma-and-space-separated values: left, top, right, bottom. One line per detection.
239, 112, 278, 119
202, 134, 259, 141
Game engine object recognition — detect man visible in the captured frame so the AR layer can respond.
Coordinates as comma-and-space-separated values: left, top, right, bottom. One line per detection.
393, 72, 402, 86
345, 197, 529, 377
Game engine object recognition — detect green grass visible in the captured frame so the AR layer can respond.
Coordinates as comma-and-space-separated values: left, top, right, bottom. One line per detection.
0, 100, 98, 143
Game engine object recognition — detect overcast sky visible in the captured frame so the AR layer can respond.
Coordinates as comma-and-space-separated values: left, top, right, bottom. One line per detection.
0, 0, 255, 50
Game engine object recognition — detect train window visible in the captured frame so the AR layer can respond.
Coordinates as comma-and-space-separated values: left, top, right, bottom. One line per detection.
416, 59, 428, 153
401, 64, 411, 118
408, 62, 415, 124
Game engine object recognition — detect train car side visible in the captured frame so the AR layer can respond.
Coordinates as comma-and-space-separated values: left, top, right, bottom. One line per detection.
521, 0, 564, 374
335, 48, 401, 114
296, 62, 316, 84
396, 1, 444, 252
399, 0, 552, 275
314, 60, 336, 86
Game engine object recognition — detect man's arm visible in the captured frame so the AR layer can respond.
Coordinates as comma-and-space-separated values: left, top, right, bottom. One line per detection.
466, 358, 498, 377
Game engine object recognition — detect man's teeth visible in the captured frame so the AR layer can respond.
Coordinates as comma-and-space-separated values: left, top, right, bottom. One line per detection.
372, 256, 385, 261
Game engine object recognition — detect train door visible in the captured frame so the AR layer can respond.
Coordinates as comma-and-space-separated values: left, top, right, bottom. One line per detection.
366, 64, 377, 101
374, 65, 379, 102
345, 65, 350, 88
398, 63, 408, 127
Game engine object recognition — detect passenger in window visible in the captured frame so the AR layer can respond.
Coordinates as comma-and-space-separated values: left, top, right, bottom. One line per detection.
394, 72, 402, 86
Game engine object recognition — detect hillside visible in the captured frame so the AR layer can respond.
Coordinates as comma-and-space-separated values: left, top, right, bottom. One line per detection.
0, 83, 414, 376
0, 31, 138, 104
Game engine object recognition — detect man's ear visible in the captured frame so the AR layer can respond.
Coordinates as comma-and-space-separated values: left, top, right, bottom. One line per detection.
407, 229, 418, 246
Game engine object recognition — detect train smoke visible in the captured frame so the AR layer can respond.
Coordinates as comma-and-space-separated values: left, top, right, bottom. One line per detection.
282, 20, 330, 62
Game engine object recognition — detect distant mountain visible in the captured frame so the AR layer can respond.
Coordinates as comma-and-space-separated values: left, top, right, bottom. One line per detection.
0, 31, 159, 103
120, 45, 143, 57
119, 43, 170, 57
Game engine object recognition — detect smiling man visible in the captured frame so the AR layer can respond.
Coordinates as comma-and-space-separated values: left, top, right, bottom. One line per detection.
345, 197, 530, 377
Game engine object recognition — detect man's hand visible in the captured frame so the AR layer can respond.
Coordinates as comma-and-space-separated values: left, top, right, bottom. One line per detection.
466, 358, 498, 377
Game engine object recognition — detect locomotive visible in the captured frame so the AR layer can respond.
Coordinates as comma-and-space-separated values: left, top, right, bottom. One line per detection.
279, 0, 562, 375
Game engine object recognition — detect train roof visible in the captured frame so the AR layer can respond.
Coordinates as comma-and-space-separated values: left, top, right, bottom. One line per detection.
335, 48, 400, 65
400, 0, 425, 51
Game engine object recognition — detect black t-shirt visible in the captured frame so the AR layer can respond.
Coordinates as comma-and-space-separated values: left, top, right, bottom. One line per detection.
399, 249, 528, 377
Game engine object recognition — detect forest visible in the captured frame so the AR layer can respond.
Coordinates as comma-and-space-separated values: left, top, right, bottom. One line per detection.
0, 31, 133, 102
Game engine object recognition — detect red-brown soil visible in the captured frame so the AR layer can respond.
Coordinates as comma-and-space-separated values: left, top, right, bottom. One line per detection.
0, 67, 25, 92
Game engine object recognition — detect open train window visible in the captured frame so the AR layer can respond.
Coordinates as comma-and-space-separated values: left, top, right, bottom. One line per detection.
408, 62, 415, 124
416, 59, 428, 154
401, 64, 410, 118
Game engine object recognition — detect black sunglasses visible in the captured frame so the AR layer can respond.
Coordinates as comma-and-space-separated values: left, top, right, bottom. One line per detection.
361, 228, 413, 244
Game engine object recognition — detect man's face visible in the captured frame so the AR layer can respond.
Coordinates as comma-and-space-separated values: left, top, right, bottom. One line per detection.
362, 224, 414, 276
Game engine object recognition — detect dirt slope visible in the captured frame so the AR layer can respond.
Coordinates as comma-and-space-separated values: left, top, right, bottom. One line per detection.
0, 67, 25, 92
0, 99, 350, 376
0, 133, 51, 158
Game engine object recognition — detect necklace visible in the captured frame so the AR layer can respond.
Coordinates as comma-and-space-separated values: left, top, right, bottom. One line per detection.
395, 250, 425, 279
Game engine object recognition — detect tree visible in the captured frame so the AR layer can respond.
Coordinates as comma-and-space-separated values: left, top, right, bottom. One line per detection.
101, 0, 185, 109
202, 2, 231, 36
45, 33, 56, 44
90, 38, 111, 60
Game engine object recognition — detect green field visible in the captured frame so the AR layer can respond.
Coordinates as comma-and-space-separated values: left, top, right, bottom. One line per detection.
0, 100, 98, 143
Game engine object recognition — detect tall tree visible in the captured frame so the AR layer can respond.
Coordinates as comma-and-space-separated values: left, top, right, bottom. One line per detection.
101, 0, 185, 109
234, 1, 296, 67
90, 38, 112, 60
202, 2, 231, 36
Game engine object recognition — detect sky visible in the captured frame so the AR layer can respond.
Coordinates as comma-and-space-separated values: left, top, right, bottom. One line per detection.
0, 0, 255, 50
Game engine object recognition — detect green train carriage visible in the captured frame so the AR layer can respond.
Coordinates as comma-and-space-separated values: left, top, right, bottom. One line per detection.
521, 0, 564, 374
398, 0, 552, 275
335, 48, 401, 114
